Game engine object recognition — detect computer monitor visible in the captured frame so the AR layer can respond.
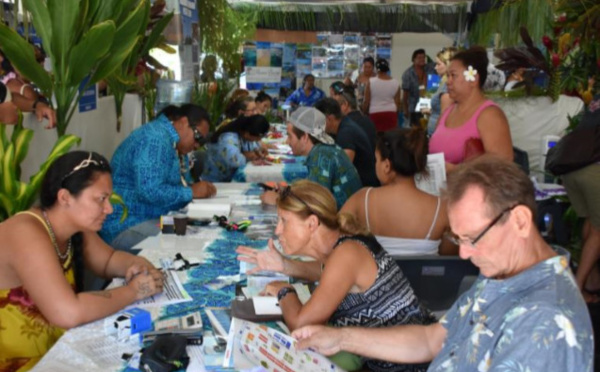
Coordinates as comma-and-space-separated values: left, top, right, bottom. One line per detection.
395, 255, 479, 315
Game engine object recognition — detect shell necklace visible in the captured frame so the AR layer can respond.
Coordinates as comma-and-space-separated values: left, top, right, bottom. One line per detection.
41, 210, 72, 261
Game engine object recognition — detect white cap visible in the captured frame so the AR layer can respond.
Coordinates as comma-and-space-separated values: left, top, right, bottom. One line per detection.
288, 107, 334, 145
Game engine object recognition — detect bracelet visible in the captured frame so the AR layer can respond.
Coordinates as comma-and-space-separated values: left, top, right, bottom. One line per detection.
277, 287, 296, 302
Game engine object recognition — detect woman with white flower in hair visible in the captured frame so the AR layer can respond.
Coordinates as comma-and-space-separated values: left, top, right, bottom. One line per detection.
429, 46, 513, 173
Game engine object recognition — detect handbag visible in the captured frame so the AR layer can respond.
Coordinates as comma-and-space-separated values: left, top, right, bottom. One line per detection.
545, 124, 600, 176
464, 137, 485, 162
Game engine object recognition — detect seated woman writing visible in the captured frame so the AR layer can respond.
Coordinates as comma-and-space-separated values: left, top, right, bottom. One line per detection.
237, 180, 434, 372
341, 128, 457, 256
0, 151, 163, 371
202, 114, 270, 182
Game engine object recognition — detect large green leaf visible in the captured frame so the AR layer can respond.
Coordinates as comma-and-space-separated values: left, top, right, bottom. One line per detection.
22, 135, 81, 209
36, 134, 82, 172
94, 0, 138, 24
140, 12, 174, 57
110, 192, 129, 223
22, 0, 53, 58
0, 194, 15, 217
0, 25, 53, 95
12, 128, 34, 169
48, 0, 80, 74
1, 143, 17, 197
90, 0, 148, 84
68, 21, 116, 86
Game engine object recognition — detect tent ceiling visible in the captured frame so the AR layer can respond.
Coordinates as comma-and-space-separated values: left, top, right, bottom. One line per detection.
230, 0, 470, 33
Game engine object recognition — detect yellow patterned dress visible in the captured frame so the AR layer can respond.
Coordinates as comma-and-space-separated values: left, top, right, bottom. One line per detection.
0, 211, 75, 372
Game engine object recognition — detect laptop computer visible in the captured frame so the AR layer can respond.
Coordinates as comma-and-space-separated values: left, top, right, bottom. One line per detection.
394, 255, 480, 317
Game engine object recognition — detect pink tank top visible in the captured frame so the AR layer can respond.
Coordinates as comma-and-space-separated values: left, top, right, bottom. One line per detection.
429, 100, 497, 164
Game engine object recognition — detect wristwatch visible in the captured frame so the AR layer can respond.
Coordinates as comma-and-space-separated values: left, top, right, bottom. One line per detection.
277, 287, 297, 302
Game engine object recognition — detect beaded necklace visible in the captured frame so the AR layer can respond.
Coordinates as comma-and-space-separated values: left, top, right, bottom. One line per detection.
41, 210, 72, 261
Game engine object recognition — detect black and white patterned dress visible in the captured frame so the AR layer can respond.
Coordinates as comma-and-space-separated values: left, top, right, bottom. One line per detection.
329, 235, 435, 372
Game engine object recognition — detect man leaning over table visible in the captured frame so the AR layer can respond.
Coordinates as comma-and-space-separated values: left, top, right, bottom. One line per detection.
261, 107, 362, 210
293, 156, 594, 372
100, 104, 216, 251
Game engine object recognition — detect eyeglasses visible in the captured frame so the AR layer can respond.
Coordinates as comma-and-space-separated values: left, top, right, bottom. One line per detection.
191, 125, 206, 145
445, 204, 520, 248
61, 153, 105, 184
279, 186, 320, 219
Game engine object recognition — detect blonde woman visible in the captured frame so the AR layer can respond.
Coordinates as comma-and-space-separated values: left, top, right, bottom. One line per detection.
426, 47, 457, 135
237, 180, 433, 372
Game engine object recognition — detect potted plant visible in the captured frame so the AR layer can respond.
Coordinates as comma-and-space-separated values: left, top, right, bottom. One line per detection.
0, 0, 154, 136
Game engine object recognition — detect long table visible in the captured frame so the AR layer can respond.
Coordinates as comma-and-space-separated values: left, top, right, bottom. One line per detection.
34, 183, 277, 372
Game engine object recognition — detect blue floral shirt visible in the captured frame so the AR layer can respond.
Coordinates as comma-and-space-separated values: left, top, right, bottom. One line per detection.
202, 132, 261, 182
429, 252, 594, 372
100, 115, 193, 244
284, 86, 326, 107
305, 143, 362, 209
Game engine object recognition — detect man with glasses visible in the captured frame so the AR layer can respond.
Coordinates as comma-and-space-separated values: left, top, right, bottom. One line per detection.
100, 104, 216, 252
293, 157, 593, 372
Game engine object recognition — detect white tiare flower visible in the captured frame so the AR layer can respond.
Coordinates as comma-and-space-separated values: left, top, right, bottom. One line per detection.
470, 322, 494, 346
555, 314, 579, 348
477, 351, 491, 372
459, 297, 473, 317
464, 66, 478, 82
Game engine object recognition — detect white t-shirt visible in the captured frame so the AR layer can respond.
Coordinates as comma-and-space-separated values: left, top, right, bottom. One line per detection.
368, 77, 400, 114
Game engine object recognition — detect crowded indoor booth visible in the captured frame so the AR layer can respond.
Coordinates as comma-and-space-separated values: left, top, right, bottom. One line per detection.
0, 0, 597, 371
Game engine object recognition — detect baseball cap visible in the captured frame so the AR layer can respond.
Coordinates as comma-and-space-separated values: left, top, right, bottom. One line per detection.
288, 107, 334, 145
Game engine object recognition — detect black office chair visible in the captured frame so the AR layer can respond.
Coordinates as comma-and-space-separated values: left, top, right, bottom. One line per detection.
513, 146, 529, 175
395, 255, 480, 315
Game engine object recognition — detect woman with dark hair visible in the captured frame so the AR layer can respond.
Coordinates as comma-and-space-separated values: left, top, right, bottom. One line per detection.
363, 58, 401, 132
202, 115, 271, 182
345, 56, 376, 113
255, 91, 273, 115
341, 128, 456, 256
0, 151, 163, 370
216, 96, 257, 130
429, 46, 513, 172
237, 180, 434, 372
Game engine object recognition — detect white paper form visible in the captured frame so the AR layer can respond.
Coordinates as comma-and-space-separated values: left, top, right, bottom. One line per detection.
415, 153, 447, 196
114, 269, 192, 308
186, 345, 207, 372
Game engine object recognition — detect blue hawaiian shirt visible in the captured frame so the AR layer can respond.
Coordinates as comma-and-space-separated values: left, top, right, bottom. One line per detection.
284, 86, 326, 107
100, 115, 193, 244
305, 143, 362, 209
202, 132, 261, 182
429, 251, 594, 372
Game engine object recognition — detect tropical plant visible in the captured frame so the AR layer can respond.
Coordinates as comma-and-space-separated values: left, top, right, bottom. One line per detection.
0, 113, 80, 221
105, 0, 174, 131
198, 0, 256, 77
192, 78, 236, 131
0, 0, 153, 136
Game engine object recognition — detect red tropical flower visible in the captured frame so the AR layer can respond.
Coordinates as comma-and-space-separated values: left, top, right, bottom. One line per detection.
551, 53, 561, 68
542, 36, 553, 50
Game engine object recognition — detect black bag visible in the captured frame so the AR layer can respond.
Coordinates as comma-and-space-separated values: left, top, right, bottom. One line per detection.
545, 123, 600, 176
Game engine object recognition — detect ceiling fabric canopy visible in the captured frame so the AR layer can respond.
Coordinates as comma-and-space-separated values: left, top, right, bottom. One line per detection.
229, 0, 471, 34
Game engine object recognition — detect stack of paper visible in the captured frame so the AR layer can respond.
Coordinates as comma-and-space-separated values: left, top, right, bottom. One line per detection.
187, 199, 231, 219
